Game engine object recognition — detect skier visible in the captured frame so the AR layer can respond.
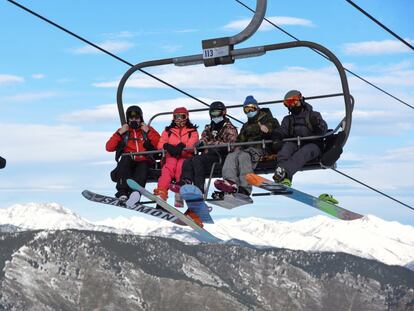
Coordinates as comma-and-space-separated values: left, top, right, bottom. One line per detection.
0, 156, 6, 169
215, 95, 280, 196
154, 107, 200, 222
106, 105, 160, 201
271, 90, 328, 187
180, 101, 238, 193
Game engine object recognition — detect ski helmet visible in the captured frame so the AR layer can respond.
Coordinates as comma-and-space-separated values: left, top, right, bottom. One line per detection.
209, 101, 226, 117
283, 90, 303, 108
173, 107, 189, 127
126, 105, 143, 123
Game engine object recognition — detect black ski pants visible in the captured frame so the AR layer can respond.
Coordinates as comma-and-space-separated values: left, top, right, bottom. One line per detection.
277, 142, 321, 180
181, 151, 223, 193
115, 156, 150, 196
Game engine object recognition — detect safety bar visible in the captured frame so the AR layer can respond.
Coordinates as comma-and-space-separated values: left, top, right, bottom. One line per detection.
147, 92, 347, 126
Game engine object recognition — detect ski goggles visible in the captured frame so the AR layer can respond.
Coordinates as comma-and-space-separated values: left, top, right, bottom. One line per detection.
283, 95, 301, 108
128, 111, 141, 119
243, 104, 258, 114
209, 109, 224, 117
173, 113, 188, 120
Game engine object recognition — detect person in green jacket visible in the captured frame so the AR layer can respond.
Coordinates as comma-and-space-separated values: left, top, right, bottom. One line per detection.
215, 95, 280, 195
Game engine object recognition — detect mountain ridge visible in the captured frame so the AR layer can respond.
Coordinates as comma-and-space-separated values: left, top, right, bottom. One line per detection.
1, 202, 413, 267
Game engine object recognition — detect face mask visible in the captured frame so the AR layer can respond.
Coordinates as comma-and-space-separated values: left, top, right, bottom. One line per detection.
289, 106, 303, 115
129, 120, 140, 129
211, 116, 224, 124
246, 111, 258, 119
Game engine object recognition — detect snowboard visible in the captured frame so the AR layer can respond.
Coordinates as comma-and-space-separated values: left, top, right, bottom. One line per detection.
245, 173, 363, 221
82, 190, 179, 224
179, 185, 214, 224
208, 191, 253, 209
126, 179, 221, 243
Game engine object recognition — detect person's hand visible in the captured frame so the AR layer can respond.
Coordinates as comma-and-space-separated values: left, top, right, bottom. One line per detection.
118, 124, 129, 135
176, 142, 185, 153
258, 122, 269, 133
164, 143, 177, 157
141, 122, 149, 133
194, 141, 205, 151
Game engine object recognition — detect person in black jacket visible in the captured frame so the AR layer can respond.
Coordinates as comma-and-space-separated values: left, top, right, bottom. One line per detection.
271, 90, 327, 186
0, 156, 6, 169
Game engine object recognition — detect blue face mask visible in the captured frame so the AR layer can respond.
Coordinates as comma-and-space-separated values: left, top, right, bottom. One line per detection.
246, 111, 258, 118
211, 116, 224, 124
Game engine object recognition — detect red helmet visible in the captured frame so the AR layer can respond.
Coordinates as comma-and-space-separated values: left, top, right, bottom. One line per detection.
173, 107, 189, 127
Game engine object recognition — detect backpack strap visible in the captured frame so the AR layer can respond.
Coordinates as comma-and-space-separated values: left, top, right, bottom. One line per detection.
305, 111, 314, 133
115, 131, 129, 162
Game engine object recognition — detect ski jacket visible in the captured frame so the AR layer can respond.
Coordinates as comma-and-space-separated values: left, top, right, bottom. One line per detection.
274, 102, 327, 139
200, 119, 238, 148
237, 108, 280, 147
158, 126, 199, 158
106, 126, 160, 161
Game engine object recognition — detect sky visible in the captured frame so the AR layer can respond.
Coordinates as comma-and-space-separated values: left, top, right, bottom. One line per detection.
0, 0, 413, 224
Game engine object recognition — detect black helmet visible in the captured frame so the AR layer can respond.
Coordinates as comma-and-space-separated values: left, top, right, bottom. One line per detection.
209, 101, 226, 117
125, 105, 143, 122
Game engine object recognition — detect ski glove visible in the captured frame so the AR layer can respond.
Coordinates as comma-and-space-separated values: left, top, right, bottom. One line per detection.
194, 141, 205, 152
176, 142, 186, 155
272, 140, 283, 153
164, 143, 184, 158
143, 139, 155, 151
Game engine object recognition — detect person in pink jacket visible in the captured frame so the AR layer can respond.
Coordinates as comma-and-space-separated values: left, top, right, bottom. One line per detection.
154, 107, 199, 205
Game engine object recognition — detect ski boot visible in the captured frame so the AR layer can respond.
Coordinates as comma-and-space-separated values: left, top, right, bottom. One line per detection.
169, 183, 184, 208
125, 191, 141, 206
318, 193, 339, 205
184, 209, 203, 228
115, 190, 129, 202
153, 188, 168, 211
214, 179, 237, 193
273, 167, 292, 187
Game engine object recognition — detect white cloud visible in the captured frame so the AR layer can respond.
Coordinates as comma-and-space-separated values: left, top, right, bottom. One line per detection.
224, 16, 314, 32
161, 45, 183, 53
3, 91, 58, 103
32, 74, 46, 79
175, 29, 198, 33
343, 39, 414, 55
71, 40, 135, 54
0, 123, 109, 163
92, 65, 341, 95
59, 98, 229, 123
0, 74, 24, 85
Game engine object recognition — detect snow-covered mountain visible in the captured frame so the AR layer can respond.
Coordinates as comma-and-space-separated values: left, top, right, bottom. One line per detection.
2, 202, 414, 267
0, 202, 131, 234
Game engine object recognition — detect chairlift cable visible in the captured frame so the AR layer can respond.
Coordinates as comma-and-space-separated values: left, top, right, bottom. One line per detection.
234, 0, 414, 110
7, 0, 245, 125
329, 167, 414, 212
345, 0, 414, 51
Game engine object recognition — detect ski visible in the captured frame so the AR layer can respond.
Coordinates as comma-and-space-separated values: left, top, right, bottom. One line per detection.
126, 179, 222, 243
245, 173, 363, 221
81, 190, 179, 224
